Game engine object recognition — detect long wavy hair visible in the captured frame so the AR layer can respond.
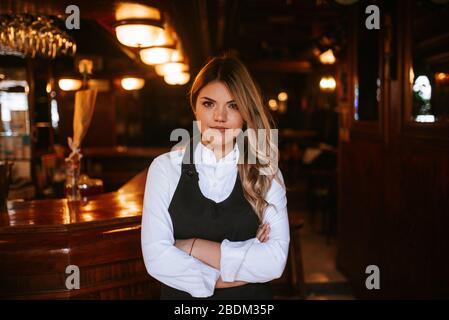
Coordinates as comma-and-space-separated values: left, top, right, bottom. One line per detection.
189, 53, 282, 220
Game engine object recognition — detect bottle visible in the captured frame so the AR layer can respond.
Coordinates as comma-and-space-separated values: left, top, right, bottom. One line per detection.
65, 155, 81, 202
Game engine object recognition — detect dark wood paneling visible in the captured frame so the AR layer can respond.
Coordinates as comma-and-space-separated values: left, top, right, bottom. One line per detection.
337, 139, 385, 298
0, 181, 161, 299
382, 144, 449, 298
337, 0, 449, 299
339, 138, 449, 298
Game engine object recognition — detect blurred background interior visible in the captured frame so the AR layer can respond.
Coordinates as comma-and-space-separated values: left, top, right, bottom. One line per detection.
0, 0, 448, 300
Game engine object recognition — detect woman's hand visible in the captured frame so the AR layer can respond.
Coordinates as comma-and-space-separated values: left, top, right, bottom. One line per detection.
216, 277, 247, 289
256, 223, 270, 242
175, 239, 194, 254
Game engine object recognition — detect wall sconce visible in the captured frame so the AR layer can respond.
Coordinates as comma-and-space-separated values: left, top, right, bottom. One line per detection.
268, 99, 278, 111
320, 77, 336, 91
121, 77, 145, 91
436, 72, 449, 82
276, 92, 288, 113
278, 92, 288, 102
58, 79, 83, 91
319, 49, 336, 64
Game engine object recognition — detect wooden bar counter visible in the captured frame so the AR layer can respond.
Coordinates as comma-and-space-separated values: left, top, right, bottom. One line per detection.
0, 170, 160, 299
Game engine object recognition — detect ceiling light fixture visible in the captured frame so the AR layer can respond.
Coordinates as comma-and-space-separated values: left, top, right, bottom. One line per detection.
58, 79, 83, 91
139, 24, 178, 65
164, 72, 190, 85
115, 3, 164, 48
121, 77, 145, 90
115, 19, 164, 48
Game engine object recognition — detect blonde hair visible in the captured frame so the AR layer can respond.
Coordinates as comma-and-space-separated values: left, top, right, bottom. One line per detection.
189, 53, 282, 221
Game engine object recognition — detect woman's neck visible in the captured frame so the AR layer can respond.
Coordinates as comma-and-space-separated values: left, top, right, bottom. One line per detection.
201, 141, 235, 162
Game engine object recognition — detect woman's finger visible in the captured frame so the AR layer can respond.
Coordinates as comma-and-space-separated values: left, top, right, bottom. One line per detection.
259, 229, 267, 242
256, 224, 267, 240
256, 227, 264, 239
260, 225, 271, 242
263, 229, 270, 242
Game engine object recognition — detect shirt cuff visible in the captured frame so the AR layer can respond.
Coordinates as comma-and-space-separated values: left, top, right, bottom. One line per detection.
195, 262, 221, 297
220, 238, 256, 282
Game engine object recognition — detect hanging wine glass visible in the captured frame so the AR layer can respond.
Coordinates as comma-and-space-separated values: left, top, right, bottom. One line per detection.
0, 13, 76, 59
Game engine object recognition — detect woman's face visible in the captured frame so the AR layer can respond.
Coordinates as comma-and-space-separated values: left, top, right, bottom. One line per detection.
194, 80, 244, 148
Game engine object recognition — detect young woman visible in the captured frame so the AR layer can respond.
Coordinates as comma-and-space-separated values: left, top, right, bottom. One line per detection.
141, 54, 290, 299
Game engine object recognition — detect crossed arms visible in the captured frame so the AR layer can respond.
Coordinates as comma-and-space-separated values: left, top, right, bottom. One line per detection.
141, 157, 290, 298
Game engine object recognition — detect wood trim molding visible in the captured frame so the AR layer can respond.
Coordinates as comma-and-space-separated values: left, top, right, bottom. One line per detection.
347, 2, 386, 142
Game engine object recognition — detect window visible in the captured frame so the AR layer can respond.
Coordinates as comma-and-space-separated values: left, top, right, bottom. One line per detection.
354, 2, 381, 122
410, 1, 449, 123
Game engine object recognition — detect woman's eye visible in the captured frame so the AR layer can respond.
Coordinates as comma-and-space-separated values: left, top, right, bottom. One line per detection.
229, 103, 238, 110
202, 101, 213, 108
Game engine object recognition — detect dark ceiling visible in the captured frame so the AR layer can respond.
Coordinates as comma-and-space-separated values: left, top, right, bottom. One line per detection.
0, 0, 351, 74
167, 0, 348, 72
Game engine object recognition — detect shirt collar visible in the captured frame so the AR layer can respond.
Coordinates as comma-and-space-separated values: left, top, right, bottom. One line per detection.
194, 141, 239, 166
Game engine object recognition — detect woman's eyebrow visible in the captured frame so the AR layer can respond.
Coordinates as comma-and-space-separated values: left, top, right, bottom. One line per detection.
200, 96, 235, 103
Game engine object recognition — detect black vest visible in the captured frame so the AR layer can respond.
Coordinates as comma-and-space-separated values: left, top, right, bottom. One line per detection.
160, 139, 272, 299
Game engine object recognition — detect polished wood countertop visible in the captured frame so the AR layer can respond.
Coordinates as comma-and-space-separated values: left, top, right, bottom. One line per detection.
0, 169, 148, 234
0, 192, 143, 233
0, 169, 157, 299
83, 146, 170, 158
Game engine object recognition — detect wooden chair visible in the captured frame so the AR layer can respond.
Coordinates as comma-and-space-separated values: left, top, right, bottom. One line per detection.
288, 215, 307, 299
271, 214, 307, 299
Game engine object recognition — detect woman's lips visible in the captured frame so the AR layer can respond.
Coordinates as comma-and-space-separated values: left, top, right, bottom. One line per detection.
210, 127, 227, 133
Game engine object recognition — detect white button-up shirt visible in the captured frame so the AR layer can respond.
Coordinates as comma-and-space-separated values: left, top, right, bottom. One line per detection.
141, 142, 290, 298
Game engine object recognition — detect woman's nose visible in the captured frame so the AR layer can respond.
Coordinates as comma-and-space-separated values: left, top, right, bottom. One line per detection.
214, 105, 227, 122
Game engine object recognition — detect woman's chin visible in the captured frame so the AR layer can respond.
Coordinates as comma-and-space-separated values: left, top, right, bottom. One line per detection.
204, 140, 233, 149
